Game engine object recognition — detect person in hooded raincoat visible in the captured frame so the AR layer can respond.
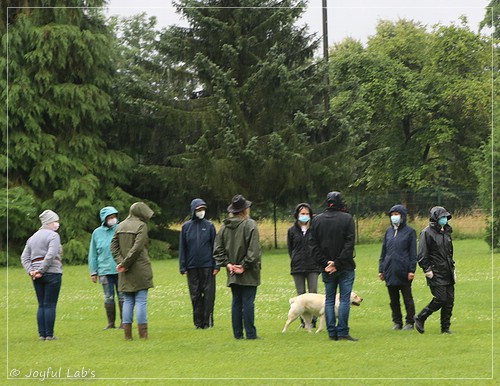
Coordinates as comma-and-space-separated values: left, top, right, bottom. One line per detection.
414, 206, 455, 335
88, 206, 124, 330
179, 198, 218, 329
378, 204, 417, 331
111, 202, 154, 340
213, 195, 261, 340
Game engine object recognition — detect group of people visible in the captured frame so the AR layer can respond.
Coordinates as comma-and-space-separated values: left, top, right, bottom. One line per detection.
20, 191, 456, 342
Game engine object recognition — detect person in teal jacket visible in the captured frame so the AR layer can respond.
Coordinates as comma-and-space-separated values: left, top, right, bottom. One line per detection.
88, 206, 124, 330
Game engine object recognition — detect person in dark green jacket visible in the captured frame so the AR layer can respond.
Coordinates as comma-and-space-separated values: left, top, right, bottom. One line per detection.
214, 195, 261, 339
111, 202, 154, 340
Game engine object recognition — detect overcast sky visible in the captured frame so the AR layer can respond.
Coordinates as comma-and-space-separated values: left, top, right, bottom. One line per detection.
105, 0, 491, 45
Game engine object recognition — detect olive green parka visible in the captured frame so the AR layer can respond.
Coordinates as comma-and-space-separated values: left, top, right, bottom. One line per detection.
111, 202, 154, 292
213, 216, 261, 287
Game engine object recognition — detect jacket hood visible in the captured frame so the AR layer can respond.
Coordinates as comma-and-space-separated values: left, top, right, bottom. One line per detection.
388, 204, 407, 227
100, 206, 119, 226
429, 206, 452, 222
190, 198, 207, 219
293, 202, 313, 220
128, 202, 154, 222
326, 191, 348, 212
223, 216, 245, 230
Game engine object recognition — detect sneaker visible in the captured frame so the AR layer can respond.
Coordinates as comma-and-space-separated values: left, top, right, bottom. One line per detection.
45, 336, 58, 341
441, 330, 453, 335
402, 324, 414, 331
337, 335, 359, 341
392, 324, 402, 330
38, 336, 46, 341
329, 335, 338, 341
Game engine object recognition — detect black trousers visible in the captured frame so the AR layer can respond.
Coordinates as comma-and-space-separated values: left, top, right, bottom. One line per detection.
387, 284, 416, 325
427, 284, 455, 331
187, 267, 216, 328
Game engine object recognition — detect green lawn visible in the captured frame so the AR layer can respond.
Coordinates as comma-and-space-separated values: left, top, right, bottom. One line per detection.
2, 239, 498, 385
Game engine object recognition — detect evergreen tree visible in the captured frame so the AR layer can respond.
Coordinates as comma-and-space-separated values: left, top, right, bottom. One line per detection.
160, 0, 331, 216
1, 1, 135, 263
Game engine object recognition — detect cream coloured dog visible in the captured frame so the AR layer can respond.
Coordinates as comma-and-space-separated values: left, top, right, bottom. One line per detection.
282, 292, 363, 333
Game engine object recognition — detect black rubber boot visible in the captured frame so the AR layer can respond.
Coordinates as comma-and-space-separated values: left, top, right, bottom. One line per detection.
414, 306, 433, 334
103, 303, 116, 330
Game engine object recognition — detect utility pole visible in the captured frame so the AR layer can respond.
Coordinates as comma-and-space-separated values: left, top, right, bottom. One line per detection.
322, 0, 330, 113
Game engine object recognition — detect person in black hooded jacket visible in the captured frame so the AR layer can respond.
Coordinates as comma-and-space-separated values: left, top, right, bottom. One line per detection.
287, 202, 321, 295
378, 204, 417, 331
179, 198, 218, 329
414, 206, 455, 334
309, 191, 357, 341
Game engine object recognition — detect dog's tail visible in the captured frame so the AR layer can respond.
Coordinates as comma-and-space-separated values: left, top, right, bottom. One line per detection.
289, 296, 297, 305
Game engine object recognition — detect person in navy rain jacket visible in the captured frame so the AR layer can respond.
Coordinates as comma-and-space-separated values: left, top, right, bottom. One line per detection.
378, 204, 417, 331
179, 198, 218, 329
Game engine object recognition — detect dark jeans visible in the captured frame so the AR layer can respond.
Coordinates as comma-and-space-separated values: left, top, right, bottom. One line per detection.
187, 268, 216, 328
33, 273, 62, 338
100, 274, 124, 304
428, 284, 455, 331
230, 285, 257, 339
323, 269, 355, 338
387, 284, 415, 325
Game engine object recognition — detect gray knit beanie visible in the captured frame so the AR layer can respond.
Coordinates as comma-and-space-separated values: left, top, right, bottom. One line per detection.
39, 210, 59, 225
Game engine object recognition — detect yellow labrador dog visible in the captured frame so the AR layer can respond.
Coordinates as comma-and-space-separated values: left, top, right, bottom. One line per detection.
282, 292, 363, 333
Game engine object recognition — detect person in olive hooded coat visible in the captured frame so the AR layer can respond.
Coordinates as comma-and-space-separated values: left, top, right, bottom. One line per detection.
213, 195, 261, 340
378, 204, 417, 331
414, 206, 455, 335
111, 202, 154, 340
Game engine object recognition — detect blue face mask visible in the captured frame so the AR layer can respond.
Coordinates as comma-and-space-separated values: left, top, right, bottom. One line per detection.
390, 215, 401, 226
298, 215, 310, 223
438, 217, 448, 226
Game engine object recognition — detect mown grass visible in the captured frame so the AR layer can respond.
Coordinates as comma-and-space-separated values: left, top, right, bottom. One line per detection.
2, 239, 498, 385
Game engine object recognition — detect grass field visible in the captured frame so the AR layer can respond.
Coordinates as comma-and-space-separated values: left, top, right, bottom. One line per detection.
2, 239, 498, 385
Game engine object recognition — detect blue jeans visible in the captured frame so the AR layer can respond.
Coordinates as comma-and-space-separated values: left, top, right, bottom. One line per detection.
100, 274, 124, 304
230, 285, 257, 339
122, 289, 148, 324
33, 273, 62, 338
323, 270, 355, 338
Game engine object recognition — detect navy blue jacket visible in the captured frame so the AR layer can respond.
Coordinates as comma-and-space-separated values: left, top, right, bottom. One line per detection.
379, 205, 417, 286
179, 199, 217, 273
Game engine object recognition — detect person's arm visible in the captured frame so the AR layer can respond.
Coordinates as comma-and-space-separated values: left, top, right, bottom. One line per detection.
241, 222, 261, 270
20, 241, 32, 274
179, 224, 187, 274
88, 232, 98, 279
378, 231, 388, 280
337, 216, 355, 263
213, 224, 228, 268
287, 227, 294, 258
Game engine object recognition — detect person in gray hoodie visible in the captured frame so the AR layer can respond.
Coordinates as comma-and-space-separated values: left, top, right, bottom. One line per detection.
88, 206, 124, 330
21, 210, 63, 341
214, 195, 261, 340
179, 198, 218, 329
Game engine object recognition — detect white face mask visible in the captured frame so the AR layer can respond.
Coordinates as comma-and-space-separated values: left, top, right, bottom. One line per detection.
106, 218, 118, 227
50, 222, 60, 231
195, 210, 206, 219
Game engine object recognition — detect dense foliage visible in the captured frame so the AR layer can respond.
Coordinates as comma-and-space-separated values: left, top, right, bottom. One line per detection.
3, 1, 496, 264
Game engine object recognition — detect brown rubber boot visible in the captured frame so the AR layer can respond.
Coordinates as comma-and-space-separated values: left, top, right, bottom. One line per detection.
123, 323, 133, 340
103, 303, 116, 330
138, 323, 148, 339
